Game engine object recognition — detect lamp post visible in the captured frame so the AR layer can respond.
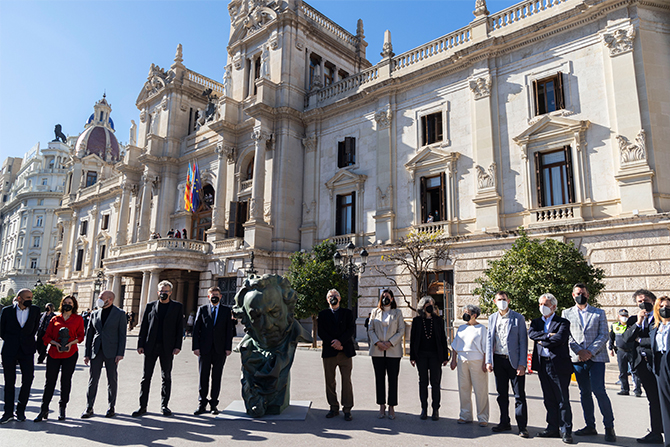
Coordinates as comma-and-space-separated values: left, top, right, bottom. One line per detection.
246, 251, 258, 277
333, 241, 369, 311
34, 278, 43, 289
93, 271, 104, 304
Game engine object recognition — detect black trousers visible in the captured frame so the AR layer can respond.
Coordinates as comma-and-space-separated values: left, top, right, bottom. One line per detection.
36, 339, 48, 363
656, 351, 670, 446
198, 352, 226, 408
538, 357, 572, 434
86, 354, 119, 410
139, 347, 174, 408
2, 354, 34, 416
371, 355, 401, 406
493, 354, 528, 429
617, 349, 633, 392
416, 352, 442, 410
41, 352, 78, 410
637, 357, 663, 435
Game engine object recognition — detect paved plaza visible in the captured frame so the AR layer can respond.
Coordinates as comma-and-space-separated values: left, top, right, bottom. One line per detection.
0, 335, 657, 446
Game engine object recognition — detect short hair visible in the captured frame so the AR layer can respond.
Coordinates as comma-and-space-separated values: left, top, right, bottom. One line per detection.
326, 289, 340, 299
633, 289, 656, 303
157, 280, 173, 291
573, 283, 588, 292
495, 291, 509, 299
377, 289, 397, 310
539, 293, 558, 307
654, 296, 670, 328
417, 296, 438, 317
45, 303, 55, 311
208, 287, 221, 295
16, 288, 32, 299
59, 295, 79, 315
464, 304, 481, 318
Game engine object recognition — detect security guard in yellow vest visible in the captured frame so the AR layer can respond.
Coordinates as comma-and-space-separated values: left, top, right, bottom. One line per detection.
609, 309, 641, 396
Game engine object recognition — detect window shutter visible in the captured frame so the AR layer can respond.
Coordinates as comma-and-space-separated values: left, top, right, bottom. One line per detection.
556, 72, 565, 110
563, 145, 575, 204
335, 195, 342, 235
532, 79, 540, 117
421, 116, 427, 146
346, 137, 356, 165
227, 201, 237, 238
338, 141, 345, 168
351, 192, 356, 234
534, 151, 544, 208
436, 113, 444, 142
440, 172, 447, 222
420, 176, 427, 223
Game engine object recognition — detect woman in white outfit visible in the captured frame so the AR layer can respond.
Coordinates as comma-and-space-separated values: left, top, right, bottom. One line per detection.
450, 304, 489, 426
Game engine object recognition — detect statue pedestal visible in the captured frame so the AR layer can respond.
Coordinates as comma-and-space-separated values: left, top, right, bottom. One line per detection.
217, 400, 311, 421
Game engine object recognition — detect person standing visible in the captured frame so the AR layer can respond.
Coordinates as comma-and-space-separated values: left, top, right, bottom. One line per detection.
192, 287, 234, 415
36, 303, 55, 364
34, 295, 86, 422
529, 293, 574, 444
609, 309, 637, 396
650, 296, 670, 446
133, 280, 184, 417
0, 288, 41, 424
485, 291, 529, 438
562, 283, 615, 442
318, 289, 356, 421
450, 304, 489, 426
368, 289, 405, 419
81, 290, 127, 419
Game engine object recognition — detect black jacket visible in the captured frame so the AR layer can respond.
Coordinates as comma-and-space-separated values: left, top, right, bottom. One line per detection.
192, 304, 235, 356
622, 315, 653, 371
409, 315, 450, 364
0, 304, 41, 358
137, 300, 184, 356
528, 315, 574, 376
318, 307, 356, 358
650, 325, 670, 376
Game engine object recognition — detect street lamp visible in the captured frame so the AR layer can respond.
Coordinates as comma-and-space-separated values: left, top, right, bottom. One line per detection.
246, 251, 258, 277
333, 241, 368, 311
34, 278, 43, 289
93, 271, 104, 303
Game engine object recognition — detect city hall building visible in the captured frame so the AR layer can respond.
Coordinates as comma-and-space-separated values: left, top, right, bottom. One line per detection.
6, 0, 667, 338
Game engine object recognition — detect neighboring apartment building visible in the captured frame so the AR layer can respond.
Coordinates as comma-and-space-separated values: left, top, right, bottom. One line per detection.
52, 0, 669, 339
0, 143, 69, 295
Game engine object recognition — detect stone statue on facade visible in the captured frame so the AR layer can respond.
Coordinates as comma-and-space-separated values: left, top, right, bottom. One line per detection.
232, 274, 312, 417
53, 124, 67, 143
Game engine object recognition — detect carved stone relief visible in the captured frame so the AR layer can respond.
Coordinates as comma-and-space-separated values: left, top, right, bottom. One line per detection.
602, 25, 636, 56
617, 129, 646, 165
469, 75, 492, 99
376, 185, 393, 210
375, 106, 393, 129
302, 135, 317, 152
476, 163, 496, 190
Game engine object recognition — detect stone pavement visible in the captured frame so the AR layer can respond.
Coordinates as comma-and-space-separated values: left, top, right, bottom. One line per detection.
0, 335, 657, 446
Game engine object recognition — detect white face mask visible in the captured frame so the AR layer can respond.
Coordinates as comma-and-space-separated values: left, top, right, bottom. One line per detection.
496, 300, 508, 311
540, 305, 553, 317
97, 298, 106, 309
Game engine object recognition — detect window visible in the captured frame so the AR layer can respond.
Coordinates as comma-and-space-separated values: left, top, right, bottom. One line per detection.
253, 56, 261, 95
420, 174, 446, 223
42, 178, 48, 186
21, 216, 26, 226
2, 195, 7, 202
18, 236, 24, 248
335, 192, 355, 235
80, 220, 88, 236
35, 216, 43, 227
421, 112, 443, 146
30, 258, 37, 269
38, 199, 44, 206
75, 249, 84, 271
309, 54, 321, 90
99, 244, 106, 268
54, 252, 60, 275
337, 137, 356, 168
324, 62, 335, 87
246, 157, 254, 180
535, 147, 574, 207
533, 73, 565, 116
101, 214, 110, 230
86, 171, 98, 188
338, 69, 349, 80
227, 200, 249, 238
32, 236, 40, 248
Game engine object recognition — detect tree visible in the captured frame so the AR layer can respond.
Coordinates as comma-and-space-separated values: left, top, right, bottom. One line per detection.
32, 284, 64, 311
473, 228, 606, 319
0, 292, 14, 307
375, 229, 451, 311
286, 240, 349, 347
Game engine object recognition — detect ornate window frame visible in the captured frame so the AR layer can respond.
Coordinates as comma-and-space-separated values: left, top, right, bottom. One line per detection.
525, 60, 575, 125
324, 169, 367, 239
414, 101, 450, 150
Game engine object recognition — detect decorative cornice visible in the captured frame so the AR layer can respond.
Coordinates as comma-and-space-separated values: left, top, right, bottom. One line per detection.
602, 24, 636, 56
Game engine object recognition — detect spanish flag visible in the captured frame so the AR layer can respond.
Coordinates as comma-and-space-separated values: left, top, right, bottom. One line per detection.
184, 162, 193, 212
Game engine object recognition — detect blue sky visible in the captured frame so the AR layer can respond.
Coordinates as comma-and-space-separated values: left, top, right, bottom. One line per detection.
0, 0, 519, 159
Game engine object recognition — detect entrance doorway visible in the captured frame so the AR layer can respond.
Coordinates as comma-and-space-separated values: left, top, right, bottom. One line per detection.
425, 270, 454, 341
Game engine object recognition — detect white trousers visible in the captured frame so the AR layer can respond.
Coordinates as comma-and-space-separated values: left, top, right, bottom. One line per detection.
457, 357, 490, 422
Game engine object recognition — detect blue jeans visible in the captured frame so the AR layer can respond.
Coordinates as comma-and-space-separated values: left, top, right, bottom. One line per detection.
573, 360, 614, 428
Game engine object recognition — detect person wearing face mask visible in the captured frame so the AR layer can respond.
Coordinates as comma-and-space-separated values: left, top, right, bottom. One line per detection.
529, 293, 573, 444
0, 288, 41, 424
410, 297, 450, 420
650, 296, 670, 446
192, 287, 235, 416
608, 309, 638, 396
485, 291, 529, 438
80, 290, 127, 419
34, 295, 85, 422
450, 304, 489, 427
368, 289, 405, 419
561, 283, 615, 442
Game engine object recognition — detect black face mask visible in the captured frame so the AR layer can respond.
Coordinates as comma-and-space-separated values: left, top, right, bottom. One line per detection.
22, 300, 32, 307
660, 307, 670, 319
639, 302, 654, 312
159, 292, 169, 301
574, 294, 588, 305
210, 296, 220, 305
425, 305, 434, 315
62, 304, 73, 312
382, 296, 391, 306
463, 313, 471, 322
329, 297, 339, 306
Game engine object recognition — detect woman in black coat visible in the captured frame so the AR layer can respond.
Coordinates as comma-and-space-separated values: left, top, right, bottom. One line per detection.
650, 295, 670, 445
410, 296, 450, 420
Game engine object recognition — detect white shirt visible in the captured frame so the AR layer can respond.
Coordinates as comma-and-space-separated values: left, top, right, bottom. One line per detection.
15, 303, 29, 328
656, 322, 670, 353
381, 307, 392, 340
451, 323, 487, 361
494, 311, 510, 356
540, 313, 555, 357
577, 304, 590, 334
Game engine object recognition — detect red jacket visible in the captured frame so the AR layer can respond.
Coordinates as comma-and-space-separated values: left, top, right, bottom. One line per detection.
43, 314, 85, 359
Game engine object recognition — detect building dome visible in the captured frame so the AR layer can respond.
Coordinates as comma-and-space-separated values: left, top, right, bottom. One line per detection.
75, 95, 120, 162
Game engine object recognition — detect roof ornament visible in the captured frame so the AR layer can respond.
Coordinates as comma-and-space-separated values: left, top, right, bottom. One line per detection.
473, 0, 489, 17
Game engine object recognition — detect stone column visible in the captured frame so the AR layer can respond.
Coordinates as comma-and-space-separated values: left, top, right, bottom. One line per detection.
174, 279, 185, 306
64, 210, 78, 276
373, 103, 395, 243
138, 270, 151, 321
111, 274, 122, 306
208, 143, 232, 241
137, 170, 154, 241
300, 134, 318, 250
116, 179, 131, 246
244, 128, 273, 250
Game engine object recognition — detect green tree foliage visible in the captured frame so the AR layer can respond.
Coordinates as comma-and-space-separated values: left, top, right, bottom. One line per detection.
0, 292, 15, 307
32, 284, 64, 311
286, 240, 348, 347
473, 229, 606, 319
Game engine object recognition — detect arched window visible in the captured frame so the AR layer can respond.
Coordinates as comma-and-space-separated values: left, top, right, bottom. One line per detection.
246, 157, 254, 180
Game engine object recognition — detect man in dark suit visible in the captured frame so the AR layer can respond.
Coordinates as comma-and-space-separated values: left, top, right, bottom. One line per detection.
318, 289, 356, 421
132, 280, 184, 417
622, 289, 664, 444
81, 290, 127, 419
192, 286, 234, 415
36, 303, 55, 364
0, 288, 41, 423
529, 293, 574, 444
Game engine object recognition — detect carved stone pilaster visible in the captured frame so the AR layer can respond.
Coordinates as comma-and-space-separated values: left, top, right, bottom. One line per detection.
602, 25, 636, 56
374, 106, 393, 129
476, 163, 497, 190
251, 129, 271, 143
469, 75, 492, 99
302, 135, 317, 152
617, 130, 646, 165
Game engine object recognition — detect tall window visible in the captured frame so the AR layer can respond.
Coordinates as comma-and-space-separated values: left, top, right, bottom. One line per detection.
246, 157, 254, 180
421, 112, 443, 146
42, 178, 48, 186
32, 236, 40, 248
30, 258, 37, 269
309, 54, 321, 90
54, 252, 60, 275
335, 192, 355, 235
253, 56, 261, 95
337, 137, 356, 168
535, 148, 574, 207
80, 220, 88, 236
420, 174, 446, 223
75, 249, 84, 271
533, 73, 565, 116
227, 200, 249, 238
101, 214, 110, 230
324, 62, 335, 87
35, 216, 43, 227
86, 171, 98, 187
99, 244, 106, 269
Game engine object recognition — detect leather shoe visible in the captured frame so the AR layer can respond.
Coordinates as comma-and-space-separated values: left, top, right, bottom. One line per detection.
131, 407, 147, 418
105, 408, 116, 418
519, 429, 530, 438
162, 407, 173, 416
420, 409, 427, 420
33, 411, 48, 423
325, 410, 339, 418
1, 413, 14, 424
563, 432, 574, 444
637, 432, 664, 444
58, 406, 66, 421
210, 406, 219, 415
343, 412, 352, 421
431, 409, 439, 421
538, 429, 561, 438
491, 424, 512, 432
81, 408, 94, 419
194, 407, 209, 416
574, 426, 598, 436
15, 411, 26, 422
605, 427, 616, 442
617, 390, 629, 395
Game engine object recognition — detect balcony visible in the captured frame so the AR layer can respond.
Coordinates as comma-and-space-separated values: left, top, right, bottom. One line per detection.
213, 237, 244, 253
531, 203, 582, 225
104, 238, 212, 274
240, 179, 253, 192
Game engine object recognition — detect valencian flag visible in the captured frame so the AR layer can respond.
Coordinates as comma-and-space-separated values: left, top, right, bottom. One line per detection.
184, 161, 193, 212
192, 161, 203, 212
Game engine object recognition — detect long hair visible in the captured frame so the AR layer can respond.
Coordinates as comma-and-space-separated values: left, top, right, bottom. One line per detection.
653, 296, 670, 328
59, 295, 79, 315
377, 289, 397, 310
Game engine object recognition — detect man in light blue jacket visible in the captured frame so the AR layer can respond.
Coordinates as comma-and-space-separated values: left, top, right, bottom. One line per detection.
486, 291, 529, 438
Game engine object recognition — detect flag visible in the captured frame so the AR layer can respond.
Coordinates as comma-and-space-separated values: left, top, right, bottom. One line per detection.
192, 161, 202, 212
184, 161, 193, 212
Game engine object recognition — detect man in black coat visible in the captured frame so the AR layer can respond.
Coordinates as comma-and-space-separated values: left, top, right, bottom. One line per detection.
528, 293, 574, 444
36, 303, 55, 364
622, 289, 664, 444
132, 280, 184, 417
317, 289, 356, 421
192, 286, 234, 415
0, 288, 41, 423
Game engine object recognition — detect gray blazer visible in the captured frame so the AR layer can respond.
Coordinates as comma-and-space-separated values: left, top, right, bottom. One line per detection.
85, 305, 127, 359
561, 305, 609, 363
486, 310, 528, 369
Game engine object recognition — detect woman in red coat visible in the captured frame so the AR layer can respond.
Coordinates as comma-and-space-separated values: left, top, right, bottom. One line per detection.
34, 295, 85, 422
